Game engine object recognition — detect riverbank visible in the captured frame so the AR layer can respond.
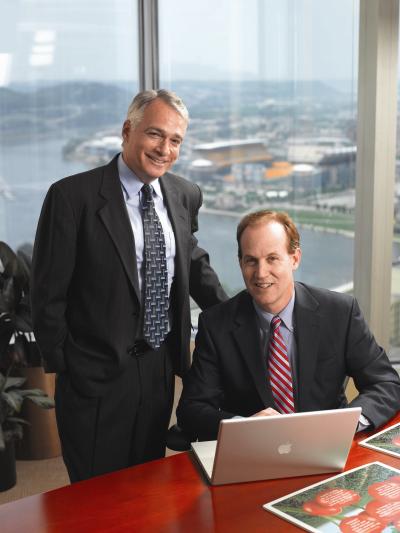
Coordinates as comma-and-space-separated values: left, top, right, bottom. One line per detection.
201, 206, 355, 238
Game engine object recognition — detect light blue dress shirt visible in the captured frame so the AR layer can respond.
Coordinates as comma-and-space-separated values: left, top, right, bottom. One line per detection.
253, 292, 298, 401
117, 154, 176, 301
252, 289, 369, 430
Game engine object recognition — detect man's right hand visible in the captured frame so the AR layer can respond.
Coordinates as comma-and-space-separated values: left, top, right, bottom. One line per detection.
251, 407, 281, 417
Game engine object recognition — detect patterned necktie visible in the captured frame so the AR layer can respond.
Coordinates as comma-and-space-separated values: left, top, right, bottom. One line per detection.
268, 316, 295, 414
141, 184, 169, 349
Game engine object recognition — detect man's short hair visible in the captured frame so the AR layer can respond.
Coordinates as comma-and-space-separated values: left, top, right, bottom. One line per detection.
126, 89, 189, 129
237, 210, 300, 258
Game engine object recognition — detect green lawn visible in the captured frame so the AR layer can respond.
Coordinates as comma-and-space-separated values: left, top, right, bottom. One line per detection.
284, 209, 355, 233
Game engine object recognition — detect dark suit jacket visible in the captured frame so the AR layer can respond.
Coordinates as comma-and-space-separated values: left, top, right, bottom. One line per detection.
177, 283, 400, 440
31, 155, 227, 396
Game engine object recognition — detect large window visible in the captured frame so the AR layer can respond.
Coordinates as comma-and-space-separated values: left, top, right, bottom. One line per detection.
159, 0, 359, 296
0, 0, 138, 250
2, 1, 399, 357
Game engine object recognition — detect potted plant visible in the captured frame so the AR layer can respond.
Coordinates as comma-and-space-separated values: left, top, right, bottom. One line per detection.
0, 241, 34, 369
0, 241, 61, 460
0, 370, 54, 491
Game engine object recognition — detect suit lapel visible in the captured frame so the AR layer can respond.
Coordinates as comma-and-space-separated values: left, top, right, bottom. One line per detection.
293, 282, 320, 410
159, 175, 190, 283
232, 292, 274, 407
231, 285, 321, 412
97, 156, 140, 303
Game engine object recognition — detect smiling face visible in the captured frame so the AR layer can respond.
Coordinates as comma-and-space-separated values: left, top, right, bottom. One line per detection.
239, 221, 301, 314
121, 98, 187, 183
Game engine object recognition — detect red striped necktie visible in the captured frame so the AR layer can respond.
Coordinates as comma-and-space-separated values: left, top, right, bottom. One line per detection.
268, 315, 295, 414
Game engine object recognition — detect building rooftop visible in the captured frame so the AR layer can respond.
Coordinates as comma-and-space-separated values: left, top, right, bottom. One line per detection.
194, 139, 265, 151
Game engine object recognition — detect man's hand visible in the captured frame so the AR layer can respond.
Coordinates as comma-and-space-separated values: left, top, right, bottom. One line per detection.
251, 407, 281, 417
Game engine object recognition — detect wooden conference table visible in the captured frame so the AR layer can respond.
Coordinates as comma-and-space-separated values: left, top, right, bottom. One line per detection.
1, 413, 400, 533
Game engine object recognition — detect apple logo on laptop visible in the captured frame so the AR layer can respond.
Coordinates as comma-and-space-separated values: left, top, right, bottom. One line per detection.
278, 442, 292, 454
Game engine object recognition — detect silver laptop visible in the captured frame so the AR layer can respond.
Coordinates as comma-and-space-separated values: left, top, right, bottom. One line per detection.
191, 407, 361, 486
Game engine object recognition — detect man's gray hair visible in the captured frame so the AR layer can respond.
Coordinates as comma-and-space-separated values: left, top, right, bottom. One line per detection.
126, 89, 189, 129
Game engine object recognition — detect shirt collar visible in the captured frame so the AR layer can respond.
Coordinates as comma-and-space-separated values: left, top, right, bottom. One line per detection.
118, 153, 162, 200
253, 290, 295, 332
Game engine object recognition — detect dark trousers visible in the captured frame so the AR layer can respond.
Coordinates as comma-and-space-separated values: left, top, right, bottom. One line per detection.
55, 343, 174, 482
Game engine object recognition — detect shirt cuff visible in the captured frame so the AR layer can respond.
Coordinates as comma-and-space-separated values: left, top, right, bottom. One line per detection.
356, 413, 371, 432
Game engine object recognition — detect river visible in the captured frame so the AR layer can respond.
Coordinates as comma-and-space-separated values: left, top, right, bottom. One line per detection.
1, 137, 398, 295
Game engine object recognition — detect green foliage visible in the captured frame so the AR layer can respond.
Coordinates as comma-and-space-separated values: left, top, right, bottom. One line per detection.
0, 370, 54, 450
0, 241, 36, 368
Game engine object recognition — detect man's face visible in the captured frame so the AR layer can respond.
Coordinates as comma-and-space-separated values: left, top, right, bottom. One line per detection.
239, 221, 301, 314
121, 98, 187, 183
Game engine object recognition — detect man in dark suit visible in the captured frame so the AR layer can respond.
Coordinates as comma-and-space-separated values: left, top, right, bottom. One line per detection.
177, 210, 400, 441
31, 89, 227, 482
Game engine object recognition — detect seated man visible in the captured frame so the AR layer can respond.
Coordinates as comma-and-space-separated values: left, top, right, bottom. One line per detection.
177, 210, 400, 441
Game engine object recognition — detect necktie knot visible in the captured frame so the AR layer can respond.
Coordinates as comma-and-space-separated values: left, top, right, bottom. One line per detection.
271, 315, 281, 331
141, 184, 153, 206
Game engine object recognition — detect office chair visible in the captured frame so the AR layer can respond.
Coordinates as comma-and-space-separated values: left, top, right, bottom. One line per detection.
166, 424, 192, 451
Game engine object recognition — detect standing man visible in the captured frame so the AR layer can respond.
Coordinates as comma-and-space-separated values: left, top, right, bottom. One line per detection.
31, 89, 227, 482
177, 210, 400, 441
